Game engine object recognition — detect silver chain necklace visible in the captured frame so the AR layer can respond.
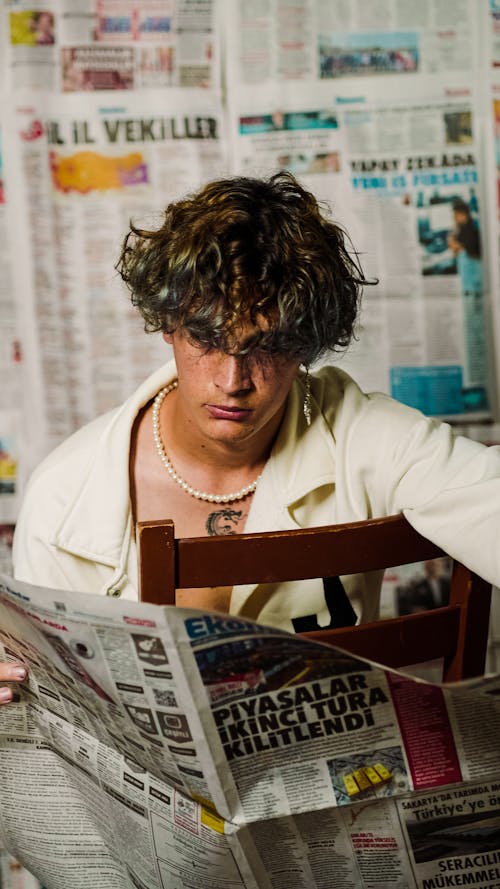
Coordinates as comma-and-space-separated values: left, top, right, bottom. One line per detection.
151, 381, 262, 503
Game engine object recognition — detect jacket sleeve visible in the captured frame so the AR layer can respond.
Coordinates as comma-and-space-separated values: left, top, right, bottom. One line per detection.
12, 472, 84, 591
347, 392, 500, 586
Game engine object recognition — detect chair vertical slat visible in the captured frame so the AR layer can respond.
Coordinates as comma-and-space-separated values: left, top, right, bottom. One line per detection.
137, 519, 176, 606
443, 564, 492, 681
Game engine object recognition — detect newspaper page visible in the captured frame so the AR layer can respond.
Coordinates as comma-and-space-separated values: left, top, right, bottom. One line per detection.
224, 0, 492, 421
229, 82, 491, 417
330, 86, 491, 423
2, 88, 227, 474
489, 0, 500, 68
0, 109, 24, 524
0, 572, 499, 888
225, 0, 478, 86
2, 0, 218, 93
489, 15, 500, 440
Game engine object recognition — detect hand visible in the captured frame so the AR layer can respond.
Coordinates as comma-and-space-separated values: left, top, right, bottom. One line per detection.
0, 663, 27, 703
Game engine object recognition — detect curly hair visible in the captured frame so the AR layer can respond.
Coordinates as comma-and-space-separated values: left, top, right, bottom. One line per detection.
116, 171, 373, 366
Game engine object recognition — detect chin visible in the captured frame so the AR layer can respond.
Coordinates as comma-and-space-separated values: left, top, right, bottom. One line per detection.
206, 420, 259, 442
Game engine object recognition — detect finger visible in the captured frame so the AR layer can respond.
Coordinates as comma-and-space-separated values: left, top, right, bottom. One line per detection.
0, 665, 28, 705
0, 664, 27, 682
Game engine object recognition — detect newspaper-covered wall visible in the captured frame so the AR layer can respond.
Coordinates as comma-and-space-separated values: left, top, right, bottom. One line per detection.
0, 3, 499, 886
0, 0, 499, 524
0, 571, 499, 888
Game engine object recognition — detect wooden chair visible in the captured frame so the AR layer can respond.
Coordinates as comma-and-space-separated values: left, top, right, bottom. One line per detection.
137, 514, 492, 682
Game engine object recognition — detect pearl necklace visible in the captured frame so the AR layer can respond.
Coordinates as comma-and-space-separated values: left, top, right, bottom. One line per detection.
152, 382, 262, 503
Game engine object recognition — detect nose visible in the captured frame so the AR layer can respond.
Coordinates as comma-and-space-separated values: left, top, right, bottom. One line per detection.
214, 353, 253, 395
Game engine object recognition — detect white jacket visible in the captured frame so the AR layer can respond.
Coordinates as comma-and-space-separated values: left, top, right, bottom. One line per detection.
12, 361, 500, 631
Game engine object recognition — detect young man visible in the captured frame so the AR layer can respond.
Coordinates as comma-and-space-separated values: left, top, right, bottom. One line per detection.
8, 172, 500, 703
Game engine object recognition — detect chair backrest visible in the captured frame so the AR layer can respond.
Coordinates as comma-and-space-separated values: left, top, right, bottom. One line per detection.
136, 514, 492, 682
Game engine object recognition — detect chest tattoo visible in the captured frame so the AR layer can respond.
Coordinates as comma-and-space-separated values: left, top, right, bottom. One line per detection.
206, 508, 245, 536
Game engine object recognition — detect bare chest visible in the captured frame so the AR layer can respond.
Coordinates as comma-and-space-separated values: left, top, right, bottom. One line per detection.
134, 456, 252, 536
131, 406, 254, 611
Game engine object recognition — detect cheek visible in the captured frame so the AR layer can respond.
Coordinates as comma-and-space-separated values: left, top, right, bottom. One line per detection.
264, 368, 298, 403
177, 349, 211, 381
275, 363, 300, 390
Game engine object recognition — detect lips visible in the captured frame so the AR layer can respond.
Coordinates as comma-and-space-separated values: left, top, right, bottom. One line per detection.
205, 404, 252, 421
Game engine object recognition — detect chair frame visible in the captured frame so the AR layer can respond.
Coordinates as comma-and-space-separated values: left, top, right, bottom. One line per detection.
137, 514, 492, 682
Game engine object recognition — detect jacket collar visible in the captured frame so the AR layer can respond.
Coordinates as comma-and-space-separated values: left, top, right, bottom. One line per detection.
243, 372, 337, 534
52, 365, 337, 566
271, 373, 337, 507
52, 361, 178, 568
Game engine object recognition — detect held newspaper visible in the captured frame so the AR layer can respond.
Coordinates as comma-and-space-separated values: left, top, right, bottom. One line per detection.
0, 573, 498, 889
